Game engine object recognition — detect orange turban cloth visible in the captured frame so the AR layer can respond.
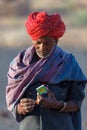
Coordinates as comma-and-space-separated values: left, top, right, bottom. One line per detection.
25, 11, 66, 40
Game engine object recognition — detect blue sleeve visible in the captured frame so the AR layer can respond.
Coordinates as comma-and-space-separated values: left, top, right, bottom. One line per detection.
68, 81, 86, 109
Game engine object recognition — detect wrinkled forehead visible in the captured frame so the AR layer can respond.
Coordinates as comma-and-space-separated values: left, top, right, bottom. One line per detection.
32, 36, 57, 43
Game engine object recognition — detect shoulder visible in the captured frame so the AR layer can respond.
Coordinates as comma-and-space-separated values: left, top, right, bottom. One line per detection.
58, 46, 76, 63
60, 47, 77, 64
58, 47, 82, 72
10, 45, 34, 67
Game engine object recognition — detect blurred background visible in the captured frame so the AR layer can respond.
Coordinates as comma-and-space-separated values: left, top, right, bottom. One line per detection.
0, 0, 87, 130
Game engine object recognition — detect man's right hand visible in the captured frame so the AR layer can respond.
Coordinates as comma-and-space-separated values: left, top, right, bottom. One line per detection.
16, 98, 35, 115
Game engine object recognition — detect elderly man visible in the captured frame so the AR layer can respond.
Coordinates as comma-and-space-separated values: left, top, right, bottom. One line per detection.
6, 11, 87, 130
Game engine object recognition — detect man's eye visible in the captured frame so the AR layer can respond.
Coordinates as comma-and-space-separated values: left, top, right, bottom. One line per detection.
37, 41, 41, 44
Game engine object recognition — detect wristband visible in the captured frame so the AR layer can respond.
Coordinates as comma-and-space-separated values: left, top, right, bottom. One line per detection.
59, 102, 67, 112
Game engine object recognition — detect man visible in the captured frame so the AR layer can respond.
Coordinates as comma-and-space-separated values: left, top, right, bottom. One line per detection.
6, 11, 87, 130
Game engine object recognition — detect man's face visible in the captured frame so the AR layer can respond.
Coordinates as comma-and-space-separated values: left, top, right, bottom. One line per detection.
32, 36, 57, 58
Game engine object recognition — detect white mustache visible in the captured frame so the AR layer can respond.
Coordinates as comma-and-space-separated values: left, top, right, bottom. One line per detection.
36, 51, 51, 58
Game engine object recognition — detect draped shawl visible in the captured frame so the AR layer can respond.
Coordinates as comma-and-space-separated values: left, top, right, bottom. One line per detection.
6, 45, 87, 112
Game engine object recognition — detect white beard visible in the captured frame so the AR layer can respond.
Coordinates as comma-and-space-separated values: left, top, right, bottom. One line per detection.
36, 51, 51, 58
36, 46, 56, 59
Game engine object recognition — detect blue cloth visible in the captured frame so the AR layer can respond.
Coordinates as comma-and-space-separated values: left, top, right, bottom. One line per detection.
6, 45, 87, 130
18, 82, 85, 130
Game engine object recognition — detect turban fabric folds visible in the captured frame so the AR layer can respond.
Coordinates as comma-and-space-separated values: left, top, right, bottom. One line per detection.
25, 11, 66, 40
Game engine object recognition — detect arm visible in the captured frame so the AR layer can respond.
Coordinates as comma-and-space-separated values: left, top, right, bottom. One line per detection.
36, 81, 86, 112
62, 81, 86, 112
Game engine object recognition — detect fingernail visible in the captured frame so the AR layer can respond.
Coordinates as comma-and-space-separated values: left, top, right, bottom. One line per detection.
37, 93, 39, 95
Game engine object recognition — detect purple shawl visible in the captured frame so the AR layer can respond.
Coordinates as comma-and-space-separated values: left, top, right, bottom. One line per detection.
6, 45, 87, 111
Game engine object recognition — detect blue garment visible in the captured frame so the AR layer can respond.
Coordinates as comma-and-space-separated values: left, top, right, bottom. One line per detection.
6, 46, 87, 130
6, 46, 86, 111
18, 81, 85, 130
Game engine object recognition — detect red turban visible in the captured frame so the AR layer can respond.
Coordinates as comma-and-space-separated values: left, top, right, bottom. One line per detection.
25, 11, 66, 40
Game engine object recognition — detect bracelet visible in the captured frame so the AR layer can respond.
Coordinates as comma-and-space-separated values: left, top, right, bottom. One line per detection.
59, 102, 67, 112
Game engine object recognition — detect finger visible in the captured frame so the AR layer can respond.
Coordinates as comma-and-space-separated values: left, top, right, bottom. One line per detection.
20, 98, 35, 104
20, 102, 35, 109
25, 105, 35, 113
35, 95, 42, 104
22, 108, 33, 115
35, 94, 46, 105
20, 98, 29, 103
17, 102, 34, 115
20, 104, 34, 114
23, 104, 35, 110
20, 98, 34, 102
37, 94, 42, 99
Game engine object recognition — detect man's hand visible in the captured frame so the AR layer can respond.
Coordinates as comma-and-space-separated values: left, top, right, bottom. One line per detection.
16, 98, 35, 115
36, 88, 58, 109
